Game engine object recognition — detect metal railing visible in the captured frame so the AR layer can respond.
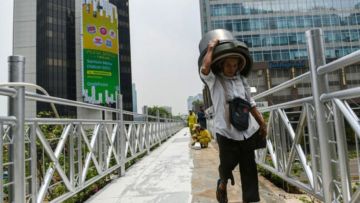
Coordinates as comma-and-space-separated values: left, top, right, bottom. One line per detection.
207, 29, 360, 203
1, 56, 184, 203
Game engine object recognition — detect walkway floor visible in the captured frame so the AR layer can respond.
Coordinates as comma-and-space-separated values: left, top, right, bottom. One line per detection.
86, 128, 305, 203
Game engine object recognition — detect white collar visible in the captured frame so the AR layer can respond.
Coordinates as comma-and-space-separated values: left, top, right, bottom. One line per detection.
219, 72, 240, 80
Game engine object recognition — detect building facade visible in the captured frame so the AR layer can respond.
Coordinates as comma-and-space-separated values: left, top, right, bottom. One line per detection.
13, 0, 132, 117
199, 0, 360, 105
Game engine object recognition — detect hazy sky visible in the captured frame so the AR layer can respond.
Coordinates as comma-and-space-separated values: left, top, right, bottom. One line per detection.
129, 0, 203, 115
0, 0, 204, 116
0, 1, 13, 116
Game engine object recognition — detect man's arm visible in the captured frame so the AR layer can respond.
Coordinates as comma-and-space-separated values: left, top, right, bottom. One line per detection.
201, 39, 219, 75
250, 106, 267, 138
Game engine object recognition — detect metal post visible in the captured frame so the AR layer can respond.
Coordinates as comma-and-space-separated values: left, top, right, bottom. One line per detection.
69, 126, 75, 186
30, 124, 38, 203
8, 56, 26, 203
166, 115, 170, 138
332, 101, 351, 203
77, 125, 83, 186
117, 94, 125, 176
144, 106, 150, 154
157, 110, 161, 144
306, 29, 333, 203
305, 104, 319, 193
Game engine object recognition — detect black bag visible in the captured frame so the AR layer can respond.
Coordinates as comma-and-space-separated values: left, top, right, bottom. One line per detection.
251, 130, 267, 150
219, 77, 267, 150
228, 97, 251, 131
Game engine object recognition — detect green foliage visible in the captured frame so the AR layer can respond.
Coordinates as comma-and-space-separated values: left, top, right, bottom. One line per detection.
298, 196, 313, 203
262, 112, 270, 122
192, 99, 204, 112
147, 106, 171, 118
353, 182, 360, 193
257, 164, 302, 194
345, 120, 356, 144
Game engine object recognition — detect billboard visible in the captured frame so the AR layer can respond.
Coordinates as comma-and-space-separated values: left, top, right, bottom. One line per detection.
82, 0, 119, 105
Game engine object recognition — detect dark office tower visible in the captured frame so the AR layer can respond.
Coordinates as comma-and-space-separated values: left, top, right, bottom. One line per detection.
110, 0, 133, 112
36, 0, 76, 116
14, 0, 133, 118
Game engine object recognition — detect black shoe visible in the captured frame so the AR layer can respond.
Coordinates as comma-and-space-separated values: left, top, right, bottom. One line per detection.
216, 179, 228, 203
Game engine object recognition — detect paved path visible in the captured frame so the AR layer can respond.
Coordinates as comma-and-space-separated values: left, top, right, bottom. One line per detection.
87, 128, 304, 203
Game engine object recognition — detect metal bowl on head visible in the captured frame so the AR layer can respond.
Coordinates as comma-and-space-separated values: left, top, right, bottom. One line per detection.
198, 29, 235, 54
198, 29, 253, 82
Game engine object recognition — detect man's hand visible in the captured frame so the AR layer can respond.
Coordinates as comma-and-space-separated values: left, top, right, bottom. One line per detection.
201, 38, 219, 75
259, 123, 267, 138
250, 107, 267, 139
207, 39, 219, 50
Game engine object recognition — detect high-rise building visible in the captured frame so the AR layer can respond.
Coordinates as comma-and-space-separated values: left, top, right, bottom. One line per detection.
111, 0, 133, 112
13, 0, 132, 117
199, 0, 360, 105
132, 83, 137, 113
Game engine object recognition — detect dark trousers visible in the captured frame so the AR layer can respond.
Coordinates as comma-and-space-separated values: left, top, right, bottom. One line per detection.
217, 134, 260, 202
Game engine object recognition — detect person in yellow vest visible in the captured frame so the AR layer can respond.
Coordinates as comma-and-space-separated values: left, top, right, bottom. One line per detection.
187, 110, 197, 134
192, 124, 212, 148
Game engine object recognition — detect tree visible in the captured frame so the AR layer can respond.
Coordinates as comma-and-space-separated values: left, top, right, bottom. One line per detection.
147, 106, 171, 118
192, 99, 204, 112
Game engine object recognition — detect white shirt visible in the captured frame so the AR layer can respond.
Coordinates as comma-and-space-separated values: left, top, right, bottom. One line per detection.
200, 69, 259, 141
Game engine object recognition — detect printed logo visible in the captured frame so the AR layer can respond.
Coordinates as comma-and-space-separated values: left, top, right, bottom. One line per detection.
109, 29, 116, 39
100, 27, 107, 35
87, 25, 96, 34
93, 37, 103, 46
105, 39, 112, 48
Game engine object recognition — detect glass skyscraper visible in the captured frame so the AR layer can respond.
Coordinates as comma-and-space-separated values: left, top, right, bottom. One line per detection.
199, 0, 360, 105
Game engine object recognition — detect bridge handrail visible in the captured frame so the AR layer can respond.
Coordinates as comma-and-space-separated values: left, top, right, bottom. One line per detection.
1, 56, 184, 203
253, 72, 310, 100
254, 47, 360, 101
317, 49, 360, 75
208, 28, 360, 203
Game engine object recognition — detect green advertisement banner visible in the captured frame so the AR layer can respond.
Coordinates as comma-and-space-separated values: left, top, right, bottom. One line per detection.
82, 1, 119, 105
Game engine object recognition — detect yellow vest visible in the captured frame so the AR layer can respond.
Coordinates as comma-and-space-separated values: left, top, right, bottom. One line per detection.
188, 113, 197, 125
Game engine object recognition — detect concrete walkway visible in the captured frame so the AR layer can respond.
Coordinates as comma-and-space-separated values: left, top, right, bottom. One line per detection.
86, 128, 304, 203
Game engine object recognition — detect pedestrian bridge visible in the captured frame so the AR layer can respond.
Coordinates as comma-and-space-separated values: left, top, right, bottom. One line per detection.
2, 29, 360, 203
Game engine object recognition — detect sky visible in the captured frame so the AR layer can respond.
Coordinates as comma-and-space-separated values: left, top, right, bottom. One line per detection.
0, 0, 13, 116
129, 0, 203, 115
0, 0, 204, 116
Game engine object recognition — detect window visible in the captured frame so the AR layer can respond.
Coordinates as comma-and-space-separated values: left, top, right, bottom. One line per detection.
231, 3, 240, 15
242, 19, 250, 31
252, 51, 263, 62
313, 15, 322, 27
279, 33, 289, 46
252, 35, 261, 47
225, 20, 233, 31
272, 50, 281, 61
350, 30, 359, 41
281, 50, 290, 60
263, 51, 272, 61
